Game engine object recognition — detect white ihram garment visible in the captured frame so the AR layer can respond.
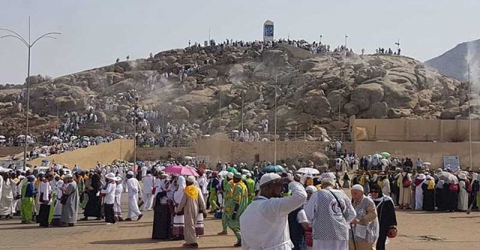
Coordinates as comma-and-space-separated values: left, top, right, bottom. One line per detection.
126, 178, 142, 218
142, 175, 154, 210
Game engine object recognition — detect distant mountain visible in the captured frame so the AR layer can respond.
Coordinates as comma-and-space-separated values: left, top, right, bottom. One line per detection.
425, 39, 480, 81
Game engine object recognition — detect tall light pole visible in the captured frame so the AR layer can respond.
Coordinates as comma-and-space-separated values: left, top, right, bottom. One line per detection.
0, 17, 60, 170
345, 34, 348, 48
241, 91, 244, 131
468, 64, 473, 170
319, 35, 323, 44
274, 73, 278, 165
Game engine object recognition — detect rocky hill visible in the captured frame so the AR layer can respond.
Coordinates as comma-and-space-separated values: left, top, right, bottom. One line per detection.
425, 39, 480, 81
0, 43, 469, 140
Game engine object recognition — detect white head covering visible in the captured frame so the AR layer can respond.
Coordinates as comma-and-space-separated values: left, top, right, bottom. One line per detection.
459, 173, 467, 180
259, 173, 281, 187
227, 172, 234, 179
306, 185, 317, 193
416, 174, 426, 180
351, 184, 364, 192
186, 175, 196, 183
173, 176, 186, 204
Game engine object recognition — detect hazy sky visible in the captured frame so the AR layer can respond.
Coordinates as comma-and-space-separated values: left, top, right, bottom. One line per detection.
1, 0, 479, 84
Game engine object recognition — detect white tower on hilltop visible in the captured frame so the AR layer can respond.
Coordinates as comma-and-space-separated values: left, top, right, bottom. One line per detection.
263, 20, 274, 42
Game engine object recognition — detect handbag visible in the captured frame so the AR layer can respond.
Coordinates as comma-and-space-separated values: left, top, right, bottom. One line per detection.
138, 198, 144, 208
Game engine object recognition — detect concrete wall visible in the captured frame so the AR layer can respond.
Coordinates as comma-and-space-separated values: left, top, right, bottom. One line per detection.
355, 141, 479, 169
29, 139, 134, 169
230, 141, 327, 165
353, 118, 480, 142
136, 147, 197, 161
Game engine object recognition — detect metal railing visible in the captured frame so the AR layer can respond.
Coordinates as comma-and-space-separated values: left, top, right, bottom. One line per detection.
226, 130, 351, 142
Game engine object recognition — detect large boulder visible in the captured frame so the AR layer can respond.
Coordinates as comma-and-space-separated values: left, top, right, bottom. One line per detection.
382, 82, 418, 109
297, 96, 331, 117
311, 152, 329, 166
440, 107, 460, 119
327, 90, 348, 113
367, 102, 388, 118
344, 102, 360, 116
350, 83, 384, 110
262, 50, 289, 67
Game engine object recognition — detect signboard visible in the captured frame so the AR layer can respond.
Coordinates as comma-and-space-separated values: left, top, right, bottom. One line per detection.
443, 155, 460, 171
263, 20, 274, 42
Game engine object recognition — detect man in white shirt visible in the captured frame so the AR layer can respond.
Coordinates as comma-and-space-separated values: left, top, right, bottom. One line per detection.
38, 174, 53, 227
240, 173, 307, 250
102, 173, 117, 225
142, 171, 155, 211
125, 171, 143, 221
197, 173, 209, 204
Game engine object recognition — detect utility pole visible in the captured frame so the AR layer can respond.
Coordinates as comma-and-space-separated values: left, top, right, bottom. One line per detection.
274, 73, 278, 165
241, 91, 244, 131
1, 17, 60, 170
468, 64, 473, 170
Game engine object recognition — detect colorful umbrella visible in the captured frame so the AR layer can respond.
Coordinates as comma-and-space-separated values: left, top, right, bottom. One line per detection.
297, 167, 320, 175
380, 152, 391, 158
164, 165, 199, 176
263, 165, 285, 173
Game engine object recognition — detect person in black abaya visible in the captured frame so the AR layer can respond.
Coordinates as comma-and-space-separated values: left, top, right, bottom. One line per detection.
422, 176, 435, 211
152, 191, 171, 240
370, 183, 397, 250
81, 174, 102, 220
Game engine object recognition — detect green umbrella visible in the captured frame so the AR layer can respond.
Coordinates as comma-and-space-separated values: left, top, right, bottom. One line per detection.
380, 152, 391, 158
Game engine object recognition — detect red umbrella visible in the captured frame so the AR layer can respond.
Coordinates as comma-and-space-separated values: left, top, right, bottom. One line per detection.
164, 165, 199, 176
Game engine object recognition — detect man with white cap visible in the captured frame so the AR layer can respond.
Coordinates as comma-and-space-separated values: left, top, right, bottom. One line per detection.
244, 173, 255, 204
240, 173, 307, 249
60, 174, 79, 227
305, 178, 356, 250
142, 170, 155, 211
114, 175, 124, 221
218, 172, 234, 235
125, 171, 143, 221
176, 175, 207, 248
349, 184, 378, 250
101, 173, 117, 224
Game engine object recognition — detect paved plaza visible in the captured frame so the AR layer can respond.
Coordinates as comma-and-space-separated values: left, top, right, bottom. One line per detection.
0, 194, 479, 250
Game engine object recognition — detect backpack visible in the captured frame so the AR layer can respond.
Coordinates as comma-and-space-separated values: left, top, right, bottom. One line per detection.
449, 184, 459, 191
466, 181, 473, 193
402, 174, 411, 188
427, 180, 435, 190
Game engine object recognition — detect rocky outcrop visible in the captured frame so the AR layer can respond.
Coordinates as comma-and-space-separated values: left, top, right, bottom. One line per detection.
0, 43, 470, 138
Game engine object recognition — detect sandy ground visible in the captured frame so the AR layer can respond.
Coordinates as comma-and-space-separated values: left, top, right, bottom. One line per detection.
0, 192, 479, 250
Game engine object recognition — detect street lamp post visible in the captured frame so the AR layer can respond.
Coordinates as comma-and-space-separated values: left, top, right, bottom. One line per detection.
468, 65, 473, 170
0, 17, 60, 170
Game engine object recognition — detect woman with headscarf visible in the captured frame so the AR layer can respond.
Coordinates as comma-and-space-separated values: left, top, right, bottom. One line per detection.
422, 175, 436, 211
458, 173, 469, 212
81, 173, 102, 221
414, 174, 426, 210
152, 174, 171, 240
349, 184, 379, 250
369, 183, 397, 250
172, 175, 186, 240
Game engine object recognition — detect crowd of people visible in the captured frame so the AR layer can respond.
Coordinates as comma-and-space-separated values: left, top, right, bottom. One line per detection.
4, 152, 477, 250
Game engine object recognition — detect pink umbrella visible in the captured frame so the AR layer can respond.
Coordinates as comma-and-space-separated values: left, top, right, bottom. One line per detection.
164, 165, 199, 176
